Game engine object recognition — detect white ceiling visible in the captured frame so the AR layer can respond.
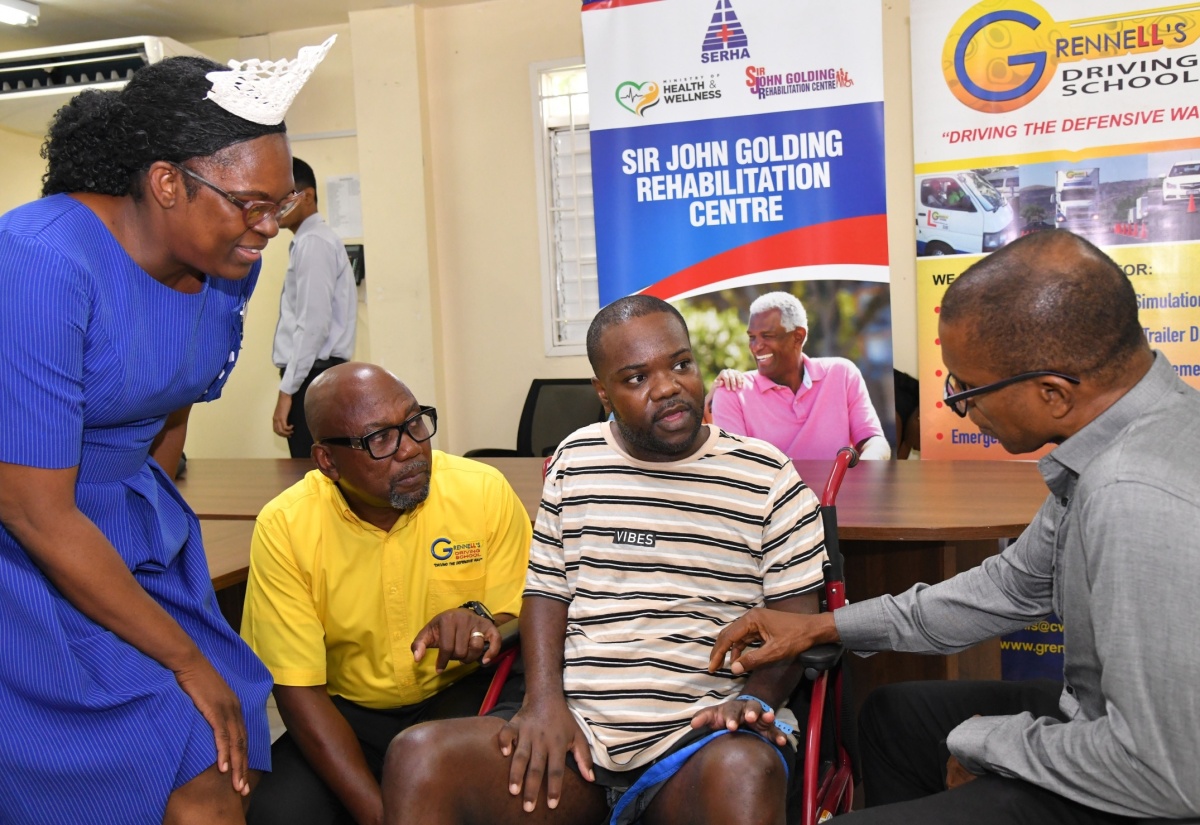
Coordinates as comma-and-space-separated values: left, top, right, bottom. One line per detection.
0, 0, 476, 54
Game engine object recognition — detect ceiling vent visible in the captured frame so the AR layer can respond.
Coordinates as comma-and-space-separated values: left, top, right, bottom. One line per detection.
0, 36, 205, 137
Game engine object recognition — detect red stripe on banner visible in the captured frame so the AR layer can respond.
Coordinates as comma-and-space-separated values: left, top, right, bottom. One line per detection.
582, 0, 664, 10
641, 214, 889, 300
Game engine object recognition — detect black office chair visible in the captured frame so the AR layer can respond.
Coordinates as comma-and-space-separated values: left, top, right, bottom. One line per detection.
464, 378, 606, 458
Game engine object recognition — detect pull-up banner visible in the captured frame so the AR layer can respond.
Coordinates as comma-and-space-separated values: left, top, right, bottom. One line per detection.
582, 0, 890, 302
912, 0, 1200, 459
582, 0, 895, 446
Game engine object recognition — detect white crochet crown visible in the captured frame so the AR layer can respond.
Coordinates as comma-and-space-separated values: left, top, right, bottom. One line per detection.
205, 35, 337, 126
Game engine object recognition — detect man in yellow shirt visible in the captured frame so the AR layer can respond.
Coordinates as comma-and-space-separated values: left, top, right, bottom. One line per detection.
242, 363, 532, 825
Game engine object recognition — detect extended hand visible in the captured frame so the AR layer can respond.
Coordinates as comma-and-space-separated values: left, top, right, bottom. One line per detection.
690, 696, 790, 747
708, 608, 838, 675
411, 608, 500, 672
272, 392, 294, 438
497, 699, 594, 813
173, 654, 250, 796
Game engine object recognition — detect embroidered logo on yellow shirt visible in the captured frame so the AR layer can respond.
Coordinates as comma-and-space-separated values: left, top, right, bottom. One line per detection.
430, 537, 485, 567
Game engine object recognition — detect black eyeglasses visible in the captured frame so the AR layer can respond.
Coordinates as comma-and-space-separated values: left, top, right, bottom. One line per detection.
169, 162, 302, 228
943, 371, 1080, 418
318, 407, 438, 460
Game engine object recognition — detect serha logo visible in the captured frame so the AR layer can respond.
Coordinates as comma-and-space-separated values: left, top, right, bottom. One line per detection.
615, 80, 660, 116
701, 0, 750, 64
943, 0, 1198, 113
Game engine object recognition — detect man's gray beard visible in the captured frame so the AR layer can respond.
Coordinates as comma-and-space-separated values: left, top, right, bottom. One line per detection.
612, 405, 701, 457
389, 482, 430, 512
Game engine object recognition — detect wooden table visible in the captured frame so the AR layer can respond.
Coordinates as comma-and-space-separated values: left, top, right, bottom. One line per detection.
181, 457, 546, 523
181, 457, 548, 627
179, 459, 314, 522
183, 456, 1046, 538
175, 458, 310, 625
789, 458, 1045, 541
785, 459, 1048, 706
182, 456, 1049, 699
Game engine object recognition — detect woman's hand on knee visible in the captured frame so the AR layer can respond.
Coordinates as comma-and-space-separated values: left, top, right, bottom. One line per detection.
173, 653, 250, 796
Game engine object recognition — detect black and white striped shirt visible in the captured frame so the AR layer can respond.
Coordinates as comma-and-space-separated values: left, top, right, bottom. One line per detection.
525, 422, 825, 770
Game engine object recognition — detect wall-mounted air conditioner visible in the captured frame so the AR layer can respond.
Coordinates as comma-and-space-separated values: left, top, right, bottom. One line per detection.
0, 36, 206, 137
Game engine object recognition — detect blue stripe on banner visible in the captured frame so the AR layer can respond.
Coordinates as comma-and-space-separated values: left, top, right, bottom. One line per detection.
591, 102, 887, 303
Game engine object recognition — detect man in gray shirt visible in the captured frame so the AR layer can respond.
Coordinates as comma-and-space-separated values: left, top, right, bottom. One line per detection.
709, 230, 1200, 823
271, 157, 357, 458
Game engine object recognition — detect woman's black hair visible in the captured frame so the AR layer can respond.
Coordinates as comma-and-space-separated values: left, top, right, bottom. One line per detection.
41, 56, 287, 198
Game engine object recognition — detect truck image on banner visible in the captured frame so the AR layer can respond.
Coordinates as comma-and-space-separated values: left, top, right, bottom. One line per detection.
1055, 168, 1101, 226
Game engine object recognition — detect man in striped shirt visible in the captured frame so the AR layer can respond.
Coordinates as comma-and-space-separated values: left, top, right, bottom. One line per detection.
383, 295, 826, 825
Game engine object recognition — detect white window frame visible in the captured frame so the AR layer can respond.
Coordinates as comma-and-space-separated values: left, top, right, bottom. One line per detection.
531, 58, 599, 357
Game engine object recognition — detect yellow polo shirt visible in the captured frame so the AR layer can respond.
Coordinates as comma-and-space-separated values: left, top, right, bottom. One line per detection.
240, 452, 531, 709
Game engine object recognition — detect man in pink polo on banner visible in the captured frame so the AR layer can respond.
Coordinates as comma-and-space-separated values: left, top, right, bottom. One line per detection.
711, 291, 891, 461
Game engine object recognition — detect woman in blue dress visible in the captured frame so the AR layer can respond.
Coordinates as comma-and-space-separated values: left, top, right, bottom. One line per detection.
0, 56, 304, 823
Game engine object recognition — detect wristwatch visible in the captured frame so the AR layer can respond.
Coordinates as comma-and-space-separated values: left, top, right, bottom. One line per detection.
460, 600, 495, 623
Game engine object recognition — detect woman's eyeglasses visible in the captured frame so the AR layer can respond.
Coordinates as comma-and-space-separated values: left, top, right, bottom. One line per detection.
169, 162, 302, 229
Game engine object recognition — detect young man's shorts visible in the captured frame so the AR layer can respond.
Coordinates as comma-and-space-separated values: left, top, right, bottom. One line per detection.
496, 706, 799, 825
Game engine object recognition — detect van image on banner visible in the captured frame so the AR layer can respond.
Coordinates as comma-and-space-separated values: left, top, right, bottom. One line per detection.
916, 170, 1016, 256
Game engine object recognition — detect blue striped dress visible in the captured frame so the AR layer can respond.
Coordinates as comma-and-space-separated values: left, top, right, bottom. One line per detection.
0, 195, 272, 823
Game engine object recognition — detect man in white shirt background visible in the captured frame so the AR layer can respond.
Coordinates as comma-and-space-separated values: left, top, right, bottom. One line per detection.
271, 157, 358, 458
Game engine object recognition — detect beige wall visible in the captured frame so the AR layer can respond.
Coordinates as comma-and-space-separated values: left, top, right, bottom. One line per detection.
0, 0, 918, 459
421, 0, 594, 454
0, 126, 45, 210
348, 6, 445, 426
883, 0, 917, 378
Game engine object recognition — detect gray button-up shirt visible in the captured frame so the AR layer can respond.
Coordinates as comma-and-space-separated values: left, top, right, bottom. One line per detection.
272, 213, 357, 396
835, 353, 1200, 819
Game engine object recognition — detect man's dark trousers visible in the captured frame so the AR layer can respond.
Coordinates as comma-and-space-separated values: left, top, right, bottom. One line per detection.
246, 667, 524, 825
839, 679, 1141, 825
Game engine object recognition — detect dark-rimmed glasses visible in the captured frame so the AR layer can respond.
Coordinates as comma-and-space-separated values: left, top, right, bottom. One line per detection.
943, 371, 1080, 418
318, 407, 438, 459
169, 162, 302, 228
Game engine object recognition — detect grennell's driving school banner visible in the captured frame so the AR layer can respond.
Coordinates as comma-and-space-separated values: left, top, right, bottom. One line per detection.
582, 0, 894, 442
914, 0, 1200, 459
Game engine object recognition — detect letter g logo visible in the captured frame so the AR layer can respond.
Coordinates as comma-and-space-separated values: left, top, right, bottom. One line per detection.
942, 0, 1055, 113
956, 11, 1044, 101
431, 537, 452, 561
